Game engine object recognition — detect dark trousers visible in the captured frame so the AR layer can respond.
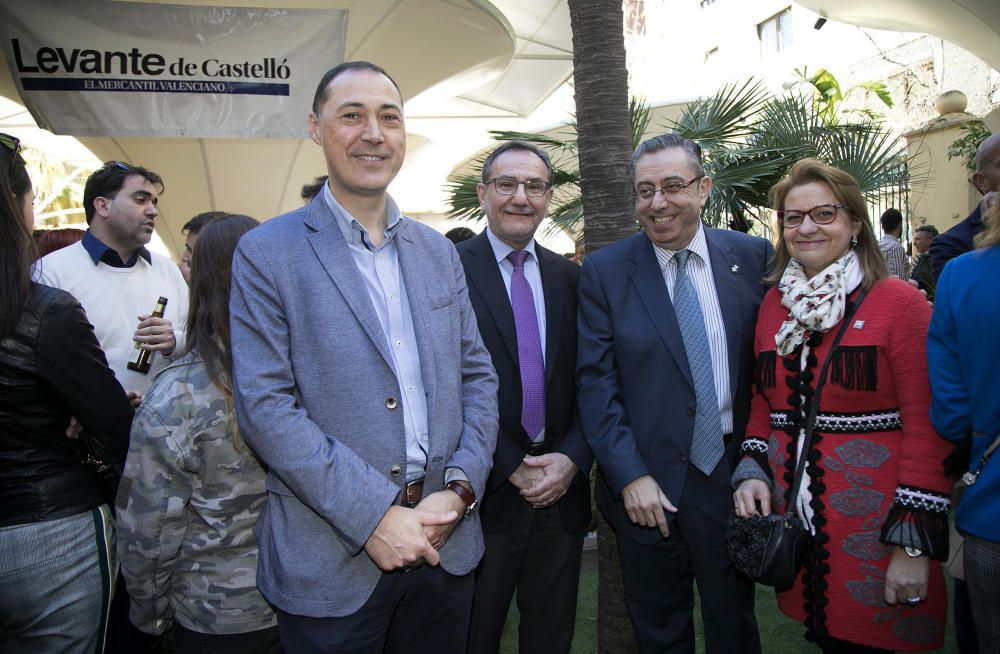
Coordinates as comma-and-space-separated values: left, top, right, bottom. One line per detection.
468, 500, 585, 654
953, 578, 979, 654
105, 573, 160, 654
276, 564, 473, 654
616, 461, 760, 654
172, 623, 282, 654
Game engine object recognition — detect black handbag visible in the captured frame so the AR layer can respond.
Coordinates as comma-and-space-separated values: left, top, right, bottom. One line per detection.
727, 289, 868, 589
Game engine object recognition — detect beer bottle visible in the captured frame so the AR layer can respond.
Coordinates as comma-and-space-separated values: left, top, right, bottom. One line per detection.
126, 296, 168, 374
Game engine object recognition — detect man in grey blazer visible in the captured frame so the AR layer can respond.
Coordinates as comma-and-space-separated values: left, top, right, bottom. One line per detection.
230, 61, 499, 653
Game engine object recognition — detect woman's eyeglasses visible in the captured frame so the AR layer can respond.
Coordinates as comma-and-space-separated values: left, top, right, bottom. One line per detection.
778, 204, 845, 229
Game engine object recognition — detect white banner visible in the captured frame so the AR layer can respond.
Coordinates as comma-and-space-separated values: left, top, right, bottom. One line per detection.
0, 0, 347, 138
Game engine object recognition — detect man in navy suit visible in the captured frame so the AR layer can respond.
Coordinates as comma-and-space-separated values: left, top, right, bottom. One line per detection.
230, 61, 498, 654
457, 142, 592, 654
577, 134, 767, 653
930, 131, 999, 281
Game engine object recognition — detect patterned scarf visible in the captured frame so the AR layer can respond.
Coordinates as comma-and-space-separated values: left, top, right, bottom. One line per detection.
775, 253, 863, 355
775, 252, 863, 532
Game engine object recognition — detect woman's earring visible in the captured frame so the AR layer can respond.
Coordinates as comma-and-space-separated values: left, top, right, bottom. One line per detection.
851, 234, 858, 248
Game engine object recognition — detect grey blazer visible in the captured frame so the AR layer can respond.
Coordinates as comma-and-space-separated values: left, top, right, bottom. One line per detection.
230, 196, 498, 618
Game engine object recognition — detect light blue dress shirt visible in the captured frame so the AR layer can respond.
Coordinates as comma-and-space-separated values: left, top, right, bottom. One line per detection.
322, 185, 429, 480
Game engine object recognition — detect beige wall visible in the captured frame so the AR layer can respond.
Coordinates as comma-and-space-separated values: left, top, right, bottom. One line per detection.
905, 114, 982, 232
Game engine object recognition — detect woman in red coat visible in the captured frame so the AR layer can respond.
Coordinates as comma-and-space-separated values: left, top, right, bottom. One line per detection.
733, 159, 953, 653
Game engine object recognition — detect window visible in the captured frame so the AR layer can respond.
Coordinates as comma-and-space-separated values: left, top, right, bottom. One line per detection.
625, 0, 646, 35
758, 8, 793, 54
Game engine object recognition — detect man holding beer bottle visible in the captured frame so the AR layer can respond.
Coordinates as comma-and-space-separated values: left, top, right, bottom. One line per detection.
37, 160, 187, 402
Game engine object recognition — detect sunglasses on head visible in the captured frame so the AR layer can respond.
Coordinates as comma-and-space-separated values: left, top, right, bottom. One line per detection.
0, 133, 22, 176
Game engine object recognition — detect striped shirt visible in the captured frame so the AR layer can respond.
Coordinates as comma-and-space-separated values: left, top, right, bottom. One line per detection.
652, 225, 733, 434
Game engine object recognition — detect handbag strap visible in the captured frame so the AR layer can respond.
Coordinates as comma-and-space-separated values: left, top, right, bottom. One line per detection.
969, 433, 1000, 477
786, 288, 869, 511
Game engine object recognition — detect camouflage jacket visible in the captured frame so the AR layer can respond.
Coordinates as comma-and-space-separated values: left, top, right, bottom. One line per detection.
115, 352, 275, 635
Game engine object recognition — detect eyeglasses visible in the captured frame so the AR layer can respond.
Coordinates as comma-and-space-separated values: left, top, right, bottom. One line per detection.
112, 161, 132, 171
486, 177, 551, 197
636, 176, 703, 201
778, 204, 845, 228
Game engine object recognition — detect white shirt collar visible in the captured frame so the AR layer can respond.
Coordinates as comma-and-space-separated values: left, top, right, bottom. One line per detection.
652, 223, 709, 271
486, 226, 538, 265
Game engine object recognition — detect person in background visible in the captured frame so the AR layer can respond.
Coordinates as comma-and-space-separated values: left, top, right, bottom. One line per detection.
36, 227, 85, 259
928, 197, 1000, 653
926, 130, 1000, 654
0, 133, 133, 652
35, 160, 187, 653
179, 211, 230, 284
930, 131, 1000, 281
445, 226, 476, 244
878, 207, 908, 279
573, 237, 585, 265
909, 224, 938, 302
36, 161, 188, 402
733, 158, 953, 653
117, 214, 281, 654
300, 175, 328, 204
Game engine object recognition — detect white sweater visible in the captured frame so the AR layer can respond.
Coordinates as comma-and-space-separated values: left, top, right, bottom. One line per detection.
37, 241, 189, 394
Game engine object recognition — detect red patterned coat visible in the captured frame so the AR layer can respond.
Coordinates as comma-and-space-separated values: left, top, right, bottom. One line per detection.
739, 278, 952, 651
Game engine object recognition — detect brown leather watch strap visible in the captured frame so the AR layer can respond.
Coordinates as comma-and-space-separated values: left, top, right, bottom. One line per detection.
446, 480, 476, 508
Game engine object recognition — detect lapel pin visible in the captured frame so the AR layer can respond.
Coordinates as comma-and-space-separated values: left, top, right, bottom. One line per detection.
731, 264, 739, 273
854, 320, 865, 329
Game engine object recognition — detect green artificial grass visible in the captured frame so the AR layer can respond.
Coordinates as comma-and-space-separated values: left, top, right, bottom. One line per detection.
500, 571, 959, 653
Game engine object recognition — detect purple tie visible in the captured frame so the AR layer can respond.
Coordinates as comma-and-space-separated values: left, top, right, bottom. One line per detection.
508, 250, 545, 441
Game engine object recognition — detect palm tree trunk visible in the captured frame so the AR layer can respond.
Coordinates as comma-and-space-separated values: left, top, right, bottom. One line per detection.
568, 2, 639, 652
596, 511, 639, 653
569, 0, 636, 252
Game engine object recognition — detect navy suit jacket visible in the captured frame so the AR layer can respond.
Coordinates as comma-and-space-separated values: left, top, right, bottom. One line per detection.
577, 228, 771, 544
230, 196, 498, 617
929, 204, 983, 282
457, 232, 592, 533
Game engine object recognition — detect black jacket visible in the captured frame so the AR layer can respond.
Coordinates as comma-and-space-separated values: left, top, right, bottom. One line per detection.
0, 283, 133, 526
457, 233, 592, 534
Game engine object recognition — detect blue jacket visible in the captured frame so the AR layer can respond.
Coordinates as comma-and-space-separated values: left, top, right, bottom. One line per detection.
230, 195, 498, 617
928, 245, 1000, 542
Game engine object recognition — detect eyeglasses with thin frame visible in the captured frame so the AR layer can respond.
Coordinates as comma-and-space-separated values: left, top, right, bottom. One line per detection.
486, 177, 551, 197
636, 176, 703, 202
778, 204, 846, 229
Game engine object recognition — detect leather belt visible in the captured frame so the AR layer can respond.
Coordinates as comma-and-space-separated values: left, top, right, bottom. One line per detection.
527, 441, 550, 457
402, 477, 424, 508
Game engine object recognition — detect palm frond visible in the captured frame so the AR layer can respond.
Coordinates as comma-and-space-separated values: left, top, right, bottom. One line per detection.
486, 130, 576, 153
667, 78, 770, 148
629, 96, 652, 149
443, 174, 484, 220
818, 123, 912, 196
